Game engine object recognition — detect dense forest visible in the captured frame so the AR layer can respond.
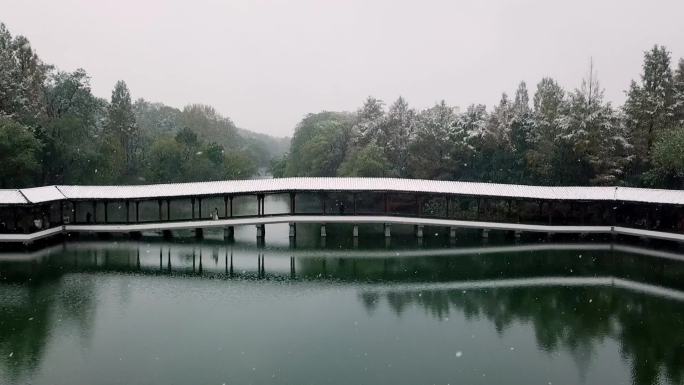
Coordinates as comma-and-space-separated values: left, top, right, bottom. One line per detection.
2, 21, 684, 190
0, 23, 288, 188
274, 47, 684, 188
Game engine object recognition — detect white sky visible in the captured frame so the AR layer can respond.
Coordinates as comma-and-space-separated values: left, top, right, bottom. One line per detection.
4, 0, 684, 137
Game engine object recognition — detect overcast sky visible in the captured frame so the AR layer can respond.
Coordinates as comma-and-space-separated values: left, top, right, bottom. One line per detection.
4, 0, 684, 137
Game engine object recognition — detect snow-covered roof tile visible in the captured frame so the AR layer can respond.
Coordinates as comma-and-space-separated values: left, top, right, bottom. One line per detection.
19, 186, 66, 203
617, 187, 684, 205
0, 190, 28, 205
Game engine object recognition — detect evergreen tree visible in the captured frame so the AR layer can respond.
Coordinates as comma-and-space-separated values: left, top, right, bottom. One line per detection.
475, 93, 515, 182
105, 80, 138, 180
0, 118, 42, 188
0, 23, 50, 124
645, 127, 684, 188
674, 58, 684, 125
354, 96, 385, 145
409, 101, 458, 179
40, 69, 106, 184
509, 82, 534, 182
453, 104, 487, 180
624, 46, 676, 180
557, 61, 627, 185
527, 78, 565, 184
382, 97, 415, 177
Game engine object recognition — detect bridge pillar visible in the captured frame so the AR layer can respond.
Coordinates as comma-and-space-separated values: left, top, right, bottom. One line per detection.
384, 223, 391, 237
352, 225, 359, 237
415, 225, 424, 238
482, 229, 489, 239
449, 226, 457, 239
224, 226, 234, 241
256, 224, 265, 239
289, 223, 296, 238
320, 224, 327, 237
162, 230, 173, 239
514, 230, 522, 240
195, 228, 204, 239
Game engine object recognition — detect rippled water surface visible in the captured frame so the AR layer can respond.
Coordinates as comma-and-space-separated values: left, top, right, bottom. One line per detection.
1, 224, 683, 385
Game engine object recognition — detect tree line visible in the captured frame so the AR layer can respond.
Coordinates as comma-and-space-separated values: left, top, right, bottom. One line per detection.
275, 47, 684, 188
0, 22, 288, 188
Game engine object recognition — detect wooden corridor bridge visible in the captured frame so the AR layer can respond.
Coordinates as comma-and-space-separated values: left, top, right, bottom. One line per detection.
1, 177, 684, 244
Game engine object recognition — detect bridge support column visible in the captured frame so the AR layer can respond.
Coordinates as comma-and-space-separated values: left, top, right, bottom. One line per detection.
256, 224, 265, 239
514, 230, 522, 239
162, 230, 173, 239
482, 229, 489, 239
195, 228, 204, 239
224, 226, 234, 241
352, 225, 359, 237
384, 223, 391, 238
289, 223, 296, 238
320, 224, 327, 237
415, 225, 424, 238
449, 226, 457, 239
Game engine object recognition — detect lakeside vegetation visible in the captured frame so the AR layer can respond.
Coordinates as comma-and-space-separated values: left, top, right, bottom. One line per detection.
2, 21, 683, 190
0, 22, 288, 188
274, 48, 684, 189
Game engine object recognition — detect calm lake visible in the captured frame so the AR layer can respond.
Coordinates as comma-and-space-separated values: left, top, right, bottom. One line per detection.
1, 223, 683, 385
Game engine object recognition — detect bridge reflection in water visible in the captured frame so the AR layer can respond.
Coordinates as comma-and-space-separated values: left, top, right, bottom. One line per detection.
1, 239, 684, 385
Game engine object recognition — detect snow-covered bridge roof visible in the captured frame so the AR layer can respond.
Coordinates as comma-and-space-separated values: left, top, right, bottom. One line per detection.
0, 178, 682, 205
0, 190, 28, 205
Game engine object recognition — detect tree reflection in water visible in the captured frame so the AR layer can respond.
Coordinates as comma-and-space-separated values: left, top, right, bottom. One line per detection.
0, 239, 682, 385
360, 285, 683, 385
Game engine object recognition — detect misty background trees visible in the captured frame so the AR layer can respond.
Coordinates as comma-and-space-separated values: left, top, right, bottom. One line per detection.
0, 23, 288, 188
276, 46, 684, 189
1, 21, 683, 189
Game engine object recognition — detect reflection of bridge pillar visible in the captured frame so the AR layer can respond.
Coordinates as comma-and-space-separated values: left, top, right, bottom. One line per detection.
289, 223, 296, 238
223, 226, 234, 241
415, 225, 424, 238
290, 256, 295, 279
352, 225, 359, 237
320, 224, 327, 237
257, 253, 265, 279
384, 223, 391, 237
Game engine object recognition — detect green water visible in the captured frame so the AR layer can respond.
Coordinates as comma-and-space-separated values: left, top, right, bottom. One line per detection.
1, 223, 683, 385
